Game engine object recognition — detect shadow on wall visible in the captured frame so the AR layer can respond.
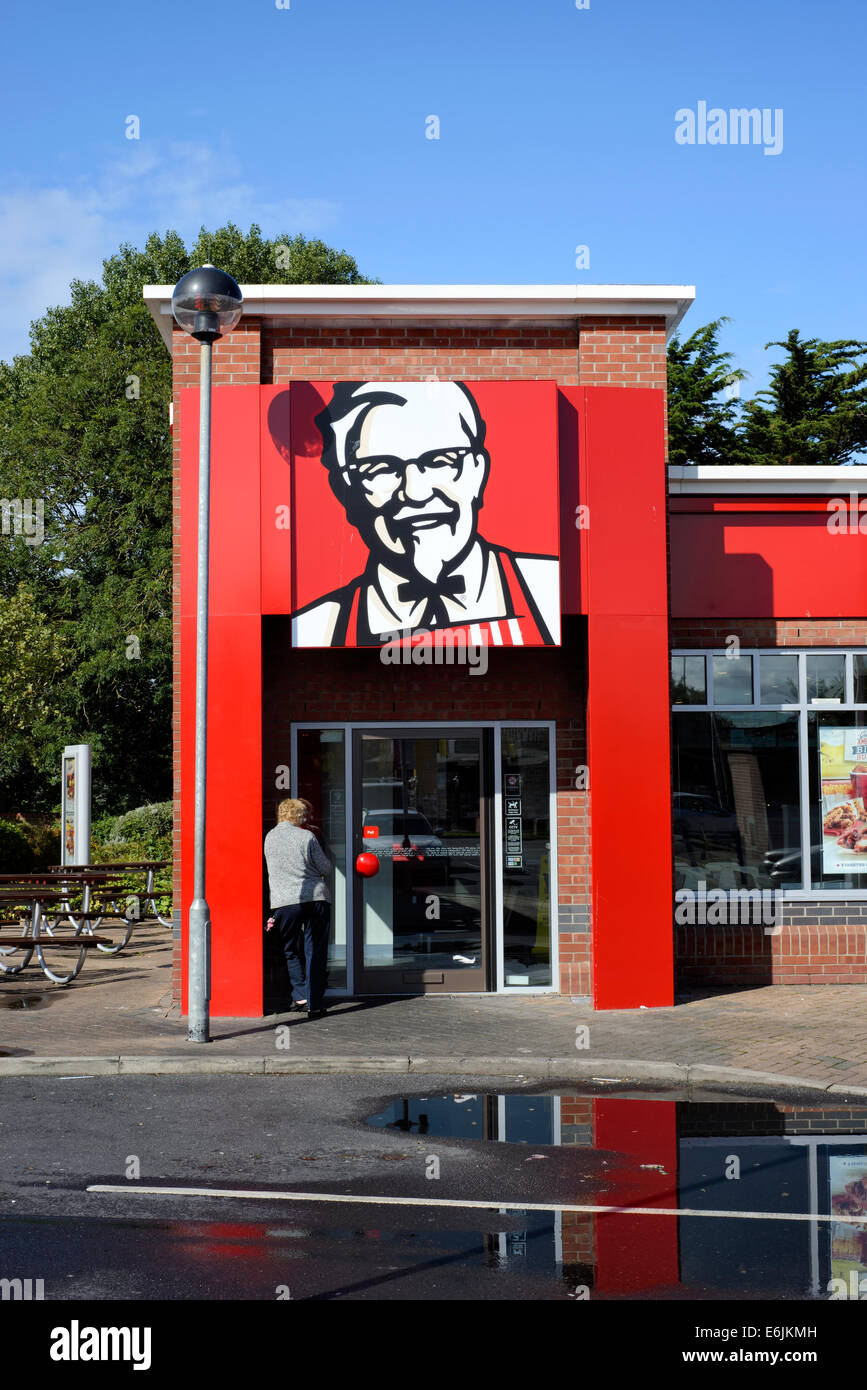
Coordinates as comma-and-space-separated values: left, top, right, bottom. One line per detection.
669, 515, 773, 620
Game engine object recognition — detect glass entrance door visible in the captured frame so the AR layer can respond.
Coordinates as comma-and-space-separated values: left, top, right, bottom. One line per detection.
353, 729, 490, 993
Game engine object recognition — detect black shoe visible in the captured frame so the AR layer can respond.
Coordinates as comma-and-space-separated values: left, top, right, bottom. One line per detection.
306, 1007, 327, 1019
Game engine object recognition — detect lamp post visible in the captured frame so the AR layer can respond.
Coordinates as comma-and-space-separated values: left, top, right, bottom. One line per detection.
171, 265, 243, 1043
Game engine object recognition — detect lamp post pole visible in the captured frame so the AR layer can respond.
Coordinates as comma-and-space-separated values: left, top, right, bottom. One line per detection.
188, 330, 213, 1043
171, 265, 243, 1043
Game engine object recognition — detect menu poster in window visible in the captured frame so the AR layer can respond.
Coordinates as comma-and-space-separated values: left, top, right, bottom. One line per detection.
820, 727, 867, 873
829, 1154, 867, 1283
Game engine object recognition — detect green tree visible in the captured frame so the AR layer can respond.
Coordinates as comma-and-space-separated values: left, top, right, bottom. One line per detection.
666, 318, 747, 466
0, 585, 63, 801
0, 224, 376, 812
740, 330, 867, 466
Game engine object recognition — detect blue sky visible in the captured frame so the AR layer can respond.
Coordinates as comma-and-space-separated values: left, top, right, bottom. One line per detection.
1, 0, 864, 398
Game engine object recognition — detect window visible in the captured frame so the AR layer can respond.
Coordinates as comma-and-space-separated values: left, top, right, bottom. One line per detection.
671, 650, 867, 897
671, 655, 707, 705
712, 654, 753, 704
672, 713, 800, 890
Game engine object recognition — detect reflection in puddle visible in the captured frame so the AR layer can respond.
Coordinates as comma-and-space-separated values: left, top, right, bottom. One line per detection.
12, 1094, 867, 1300
365, 1091, 867, 1299
368, 1092, 556, 1144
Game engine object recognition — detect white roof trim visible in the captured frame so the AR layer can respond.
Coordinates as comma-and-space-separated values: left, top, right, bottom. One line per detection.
143, 282, 695, 351
669, 465, 867, 496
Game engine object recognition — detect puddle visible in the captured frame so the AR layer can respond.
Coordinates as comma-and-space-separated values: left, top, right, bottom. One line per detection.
1, 993, 50, 1010
368, 1092, 558, 1143
364, 1090, 867, 1298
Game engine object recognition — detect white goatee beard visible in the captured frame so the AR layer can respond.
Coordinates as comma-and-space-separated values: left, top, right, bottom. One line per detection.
409, 525, 462, 584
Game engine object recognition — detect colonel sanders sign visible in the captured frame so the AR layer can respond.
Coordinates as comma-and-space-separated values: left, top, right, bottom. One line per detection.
291, 381, 560, 648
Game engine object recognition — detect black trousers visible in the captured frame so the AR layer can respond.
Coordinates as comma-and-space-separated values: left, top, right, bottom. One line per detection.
273, 901, 331, 1011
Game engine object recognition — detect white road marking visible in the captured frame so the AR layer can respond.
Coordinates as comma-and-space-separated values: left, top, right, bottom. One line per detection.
86, 1185, 865, 1223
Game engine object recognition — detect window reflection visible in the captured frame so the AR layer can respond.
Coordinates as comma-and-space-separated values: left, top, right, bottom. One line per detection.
672, 713, 801, 890
671, 656, 707, 705
712, 655, 753, 704
501, 728, 552, 987
759, 653, 799, 705
297, 729, 347, 988
807, 654, 845, 702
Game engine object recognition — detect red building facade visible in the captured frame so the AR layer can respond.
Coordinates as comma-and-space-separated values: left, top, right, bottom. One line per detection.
144, 284, 867, 1018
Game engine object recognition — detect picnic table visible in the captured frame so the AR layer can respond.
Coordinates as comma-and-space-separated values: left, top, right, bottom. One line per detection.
0, 869, 137, 957
48, 861, 172, 927
0, 887, 116, 985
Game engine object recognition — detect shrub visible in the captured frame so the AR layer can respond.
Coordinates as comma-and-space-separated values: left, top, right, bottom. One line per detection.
0, 819, 36, 873
20, 821, 61, 868
89, 802, 173, 902
108, 802, 173, 859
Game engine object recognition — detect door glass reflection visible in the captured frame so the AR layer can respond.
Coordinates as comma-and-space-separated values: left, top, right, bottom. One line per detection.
297, 729, 346, 989
360, 735, 483, 975
501, 727, 552, 985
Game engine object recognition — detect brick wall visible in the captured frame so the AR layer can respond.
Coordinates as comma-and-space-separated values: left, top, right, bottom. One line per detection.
671, 619, 867, 647
577, 316, 668, 389
558, 1097, 595, 1272
676, 920, 867, 986
262, 322, 582, 383
678, 1101, 867, 1136
671, 616, 867, 988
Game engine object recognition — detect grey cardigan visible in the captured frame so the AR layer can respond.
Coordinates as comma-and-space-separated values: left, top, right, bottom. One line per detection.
264, 823, 333, 909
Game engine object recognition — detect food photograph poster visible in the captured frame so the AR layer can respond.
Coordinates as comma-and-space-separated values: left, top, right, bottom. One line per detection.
830, 1154, 867, 1283
820, 728, 867, 873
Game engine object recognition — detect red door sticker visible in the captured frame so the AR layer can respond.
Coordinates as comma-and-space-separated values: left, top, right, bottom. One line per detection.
363, 825, 379, 838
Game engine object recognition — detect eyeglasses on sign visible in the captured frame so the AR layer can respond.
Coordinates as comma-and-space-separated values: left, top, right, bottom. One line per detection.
346, 446, 474, 484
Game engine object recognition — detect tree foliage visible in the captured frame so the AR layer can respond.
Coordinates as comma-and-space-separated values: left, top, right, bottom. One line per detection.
668, 322, 867, 467
740, 330, 867, 466
0, 224, 376, 812
666, 318, 746, 466
0, 585, 63, 795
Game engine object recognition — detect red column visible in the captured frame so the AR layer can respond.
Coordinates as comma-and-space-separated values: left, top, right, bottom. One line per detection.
180, 385, 263, 1017
573, 385, 674, 1008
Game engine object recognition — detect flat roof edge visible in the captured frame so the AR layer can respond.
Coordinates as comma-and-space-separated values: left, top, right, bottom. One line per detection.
144, 283, 696, 352
669, 465, 867, 495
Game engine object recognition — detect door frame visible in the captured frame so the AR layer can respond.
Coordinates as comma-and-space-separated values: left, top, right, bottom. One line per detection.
290, 720, 559, 996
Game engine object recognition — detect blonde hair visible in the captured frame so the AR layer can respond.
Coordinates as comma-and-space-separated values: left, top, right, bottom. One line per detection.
277, 797, 312, 826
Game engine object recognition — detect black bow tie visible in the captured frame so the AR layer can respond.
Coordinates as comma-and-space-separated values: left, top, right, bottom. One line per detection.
395, 574, 466, 606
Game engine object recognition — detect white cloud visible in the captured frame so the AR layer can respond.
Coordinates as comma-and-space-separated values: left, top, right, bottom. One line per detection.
0, 141, 341, 363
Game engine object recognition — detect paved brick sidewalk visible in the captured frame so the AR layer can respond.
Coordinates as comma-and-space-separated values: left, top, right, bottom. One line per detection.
2, 921, 867, 1089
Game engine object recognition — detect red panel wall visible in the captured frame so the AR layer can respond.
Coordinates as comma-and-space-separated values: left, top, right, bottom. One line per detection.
569, 386, 674, 1008
176, 370, 672, 1015
670, 502, 867, 618
179, 386, 263, 1017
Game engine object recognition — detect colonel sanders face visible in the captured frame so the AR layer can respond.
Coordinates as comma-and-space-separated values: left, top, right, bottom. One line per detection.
317, 382, 490, 586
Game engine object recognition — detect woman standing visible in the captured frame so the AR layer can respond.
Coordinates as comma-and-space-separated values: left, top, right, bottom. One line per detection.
264, 798, 332, 1018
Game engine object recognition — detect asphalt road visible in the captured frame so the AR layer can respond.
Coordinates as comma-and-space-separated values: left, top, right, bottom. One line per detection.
0, 1073, 609, 1301
1, 1073, 866, 1310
